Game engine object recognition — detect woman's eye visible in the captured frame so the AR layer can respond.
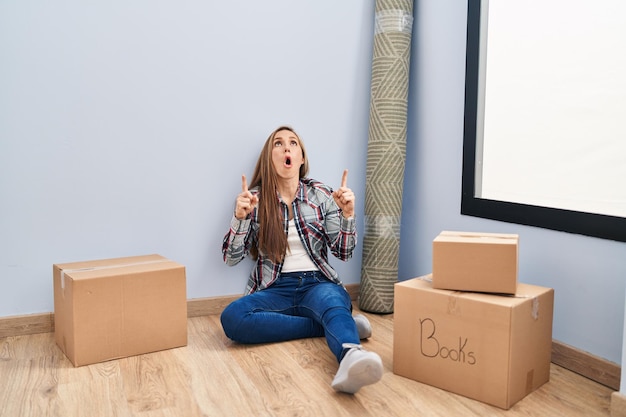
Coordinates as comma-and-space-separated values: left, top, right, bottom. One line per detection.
274, 141, 282, 147
290, 140, 298, 146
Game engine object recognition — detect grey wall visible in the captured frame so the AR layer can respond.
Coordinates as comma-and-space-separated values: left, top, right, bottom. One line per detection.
0, 0, 374, 315
1, 0, 624, 366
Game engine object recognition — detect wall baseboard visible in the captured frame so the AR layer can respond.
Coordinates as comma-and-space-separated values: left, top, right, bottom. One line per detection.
187, 294, 239, 318
551, 339, 620, 391
1, 283, 620, 391
0, 312, 54, 338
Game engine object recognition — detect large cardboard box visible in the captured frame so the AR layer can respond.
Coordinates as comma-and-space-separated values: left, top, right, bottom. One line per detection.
53, 254, 187, 367
393, 275, 553, 409
432, 231, 519, 294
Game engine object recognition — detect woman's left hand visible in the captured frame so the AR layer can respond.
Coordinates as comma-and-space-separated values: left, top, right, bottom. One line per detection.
332, 169, 355, 218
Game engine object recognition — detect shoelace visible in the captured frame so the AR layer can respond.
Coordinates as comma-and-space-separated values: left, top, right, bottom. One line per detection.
341, 343, 363, 350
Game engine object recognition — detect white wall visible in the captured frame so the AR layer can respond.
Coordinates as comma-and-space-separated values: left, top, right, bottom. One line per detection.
0, 0, 375, 316
2, 0, 625, 367
399, 0, 626, 365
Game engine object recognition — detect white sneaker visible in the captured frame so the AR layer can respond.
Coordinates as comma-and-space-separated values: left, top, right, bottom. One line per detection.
354, 314, 372, 340
331, 344, 383, 394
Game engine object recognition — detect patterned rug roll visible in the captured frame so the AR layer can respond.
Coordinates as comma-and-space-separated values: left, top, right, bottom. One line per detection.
359, 0, 413, 313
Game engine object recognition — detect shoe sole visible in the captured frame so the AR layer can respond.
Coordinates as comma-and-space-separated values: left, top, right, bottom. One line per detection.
331, 356, 383, 394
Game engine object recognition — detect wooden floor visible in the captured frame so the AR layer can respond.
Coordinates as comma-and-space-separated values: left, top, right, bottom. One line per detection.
0, 309, 613, 417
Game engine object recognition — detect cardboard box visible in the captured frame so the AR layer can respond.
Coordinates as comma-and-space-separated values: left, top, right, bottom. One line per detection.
53, 254, 187, 366
432, 231, 519, 294
393, 275, 553, 409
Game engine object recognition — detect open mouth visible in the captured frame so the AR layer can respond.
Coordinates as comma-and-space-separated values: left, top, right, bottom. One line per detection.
285, 156, 292, 167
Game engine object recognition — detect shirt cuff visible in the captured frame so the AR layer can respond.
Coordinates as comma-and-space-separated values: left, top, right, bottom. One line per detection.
340, 214, 356, 231
230, 215, 251, 234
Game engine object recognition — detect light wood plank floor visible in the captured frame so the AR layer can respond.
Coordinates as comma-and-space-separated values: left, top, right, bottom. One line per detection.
0, 309, 613, 417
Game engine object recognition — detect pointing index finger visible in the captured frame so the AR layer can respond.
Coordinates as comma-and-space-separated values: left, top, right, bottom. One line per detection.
241, 175, 249, 193
341, 169, 348, 188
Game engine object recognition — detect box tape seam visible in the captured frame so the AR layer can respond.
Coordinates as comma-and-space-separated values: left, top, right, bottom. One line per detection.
58, 259, 171, 292
515, 294, 540, 319
447, 291, 463, 315
417, 275, 540, 319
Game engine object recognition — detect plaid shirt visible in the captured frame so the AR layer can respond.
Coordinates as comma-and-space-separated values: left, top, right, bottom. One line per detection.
222, 178, 357, 295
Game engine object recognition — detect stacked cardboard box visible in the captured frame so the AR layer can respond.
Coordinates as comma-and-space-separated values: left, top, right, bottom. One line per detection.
393, 232, 554, 409
53, 254, 188, 367
432, 231, 519, 294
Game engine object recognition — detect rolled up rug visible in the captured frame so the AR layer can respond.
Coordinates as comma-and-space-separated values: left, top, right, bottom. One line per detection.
359, 0, 413, 314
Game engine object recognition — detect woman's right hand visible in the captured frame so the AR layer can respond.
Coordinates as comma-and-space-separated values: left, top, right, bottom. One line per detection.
235, 174, 259, 220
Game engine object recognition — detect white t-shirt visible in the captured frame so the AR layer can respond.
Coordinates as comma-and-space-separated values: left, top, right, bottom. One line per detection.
281, 219, 319, 273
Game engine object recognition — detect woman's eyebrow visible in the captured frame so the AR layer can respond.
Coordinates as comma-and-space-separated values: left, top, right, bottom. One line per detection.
274, 135, 297, 142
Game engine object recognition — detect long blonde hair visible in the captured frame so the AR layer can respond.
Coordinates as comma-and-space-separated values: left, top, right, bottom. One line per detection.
248, 126, 309, 262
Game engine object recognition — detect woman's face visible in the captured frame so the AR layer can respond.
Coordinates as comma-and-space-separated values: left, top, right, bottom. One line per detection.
271, 129, 304, 181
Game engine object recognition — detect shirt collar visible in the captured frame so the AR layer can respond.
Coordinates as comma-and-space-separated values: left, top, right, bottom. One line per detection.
295, 179, 308, 203
276, 178, 308, 205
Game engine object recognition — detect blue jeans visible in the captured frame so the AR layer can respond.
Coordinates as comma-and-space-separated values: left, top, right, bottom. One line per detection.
220, 271, 360, 362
